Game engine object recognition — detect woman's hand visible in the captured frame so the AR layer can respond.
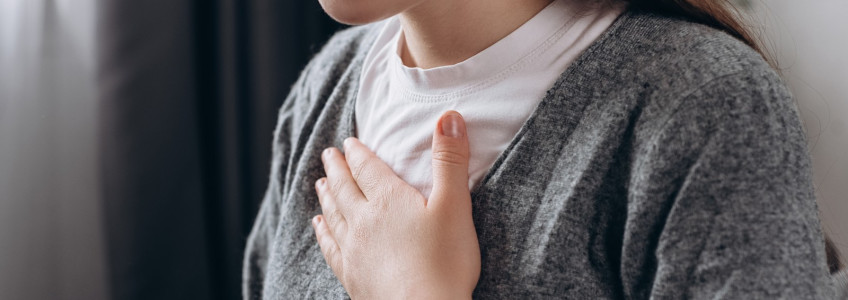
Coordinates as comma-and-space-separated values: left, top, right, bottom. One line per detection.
312, 110, 480, 299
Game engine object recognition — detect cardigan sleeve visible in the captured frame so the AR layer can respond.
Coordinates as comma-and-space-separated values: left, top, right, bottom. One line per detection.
241, 61, 311, 300
240, 23, 379, 299
630, 71, 836, 299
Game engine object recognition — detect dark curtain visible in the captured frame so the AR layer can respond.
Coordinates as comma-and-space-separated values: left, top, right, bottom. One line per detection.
97, 0, 344, 299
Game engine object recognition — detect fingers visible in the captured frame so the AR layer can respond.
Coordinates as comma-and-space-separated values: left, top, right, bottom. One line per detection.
315, 177, 347, 245
430, 111, 472, 207
321, 147, 366, 210
312, 215, 345, 281
342, 137, 412, 202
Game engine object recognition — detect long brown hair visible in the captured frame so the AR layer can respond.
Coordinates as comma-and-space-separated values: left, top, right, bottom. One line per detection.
625, 0, 844, 274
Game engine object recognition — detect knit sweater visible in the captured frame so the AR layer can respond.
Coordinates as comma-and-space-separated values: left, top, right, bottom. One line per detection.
242, 7, 839, 299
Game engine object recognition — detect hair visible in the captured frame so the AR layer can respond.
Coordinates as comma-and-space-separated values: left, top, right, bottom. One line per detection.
623, 0, 844, 274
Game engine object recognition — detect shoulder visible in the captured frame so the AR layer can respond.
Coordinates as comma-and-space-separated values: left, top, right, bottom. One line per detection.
569, 7, 811, 173
273, 21, 384, 145
570, 7, 785, 105
298, 21, 384, 86
608, 8, 776, 84
279, 20, 384, 121
579, 8, 797, 137
283, 20, 384, 103
556, 7, 790, 115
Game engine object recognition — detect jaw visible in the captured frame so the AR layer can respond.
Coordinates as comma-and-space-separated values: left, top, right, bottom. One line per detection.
318, 0, 427, 25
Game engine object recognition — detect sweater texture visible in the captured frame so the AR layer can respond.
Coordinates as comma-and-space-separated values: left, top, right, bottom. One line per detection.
243, 7, 839, 299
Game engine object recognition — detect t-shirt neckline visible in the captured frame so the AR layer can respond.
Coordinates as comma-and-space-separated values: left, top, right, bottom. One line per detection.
389, 0, 580, 95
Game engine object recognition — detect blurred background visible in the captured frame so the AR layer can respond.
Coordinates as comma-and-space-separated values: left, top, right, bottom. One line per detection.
0, 0, 844, 299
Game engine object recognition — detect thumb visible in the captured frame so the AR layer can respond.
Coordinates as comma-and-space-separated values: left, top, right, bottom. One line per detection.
430, 110, 471, 203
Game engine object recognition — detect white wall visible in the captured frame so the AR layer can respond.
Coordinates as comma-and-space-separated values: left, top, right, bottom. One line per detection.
0, 0, 108, 299
748, 0, 848, 258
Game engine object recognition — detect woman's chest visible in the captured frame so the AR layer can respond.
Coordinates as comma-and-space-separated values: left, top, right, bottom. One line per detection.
269, 118, 635, 298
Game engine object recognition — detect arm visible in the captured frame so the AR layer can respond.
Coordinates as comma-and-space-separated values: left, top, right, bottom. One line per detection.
631, 71, 834, 299
241, 97, 294, 300
241, 59, 310, 300
241, 24, 384, 299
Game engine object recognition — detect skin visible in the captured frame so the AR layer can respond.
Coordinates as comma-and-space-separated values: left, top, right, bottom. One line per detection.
314, 111, 479, 298
318, 0, 555, 68
313, 0, 555, 297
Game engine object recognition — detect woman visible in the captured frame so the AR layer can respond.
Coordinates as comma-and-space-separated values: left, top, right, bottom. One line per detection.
243, 0, 842, 298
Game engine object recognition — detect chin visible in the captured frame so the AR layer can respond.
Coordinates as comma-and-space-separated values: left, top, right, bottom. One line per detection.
318, 0, 413, 25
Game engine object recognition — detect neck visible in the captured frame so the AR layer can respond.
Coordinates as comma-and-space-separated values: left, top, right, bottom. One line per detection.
399, 0, 555, 69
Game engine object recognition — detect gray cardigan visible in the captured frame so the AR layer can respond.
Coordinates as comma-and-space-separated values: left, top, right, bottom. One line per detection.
243, 7, 840, 299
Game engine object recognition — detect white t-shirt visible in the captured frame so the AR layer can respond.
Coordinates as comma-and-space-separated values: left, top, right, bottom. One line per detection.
355, 0, 625, 198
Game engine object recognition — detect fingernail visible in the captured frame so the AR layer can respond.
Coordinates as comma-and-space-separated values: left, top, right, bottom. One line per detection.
316, 178, 326, 189
440, 112, 465, 138
312, 216, 320, 227
343, 137, 354, 151
323, 148, 332, 159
